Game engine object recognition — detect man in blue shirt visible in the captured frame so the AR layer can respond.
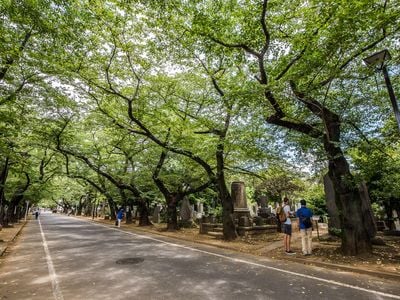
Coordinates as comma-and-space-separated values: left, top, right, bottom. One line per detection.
296, 199, 313, 256
116, 208, 124, 227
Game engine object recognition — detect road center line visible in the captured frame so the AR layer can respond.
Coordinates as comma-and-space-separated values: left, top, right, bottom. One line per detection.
38, 218, 64, 300
80, 217, 400, 300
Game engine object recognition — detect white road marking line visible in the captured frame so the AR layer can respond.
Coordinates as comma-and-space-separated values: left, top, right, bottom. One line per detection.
38, 218, 64, 300
76, 217, 400, 300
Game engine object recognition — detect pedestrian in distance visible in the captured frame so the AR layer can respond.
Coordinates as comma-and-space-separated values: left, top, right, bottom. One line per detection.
35, 210, 39, 220
281, 197, 295, 255
116, 208, 124, 227
296, 199, 313, 256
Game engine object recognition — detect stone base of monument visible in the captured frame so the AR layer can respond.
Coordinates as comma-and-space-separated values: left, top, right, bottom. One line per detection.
200, 222, 277, 237
233, 208, 251, 223
253, 216, 266, 226
383, 230, 400, 236
179, 219, 198, 228
376, 221, 388, 231
199, 223, 223, 234
238, 216, 251, 227
236, 225, 277, 237
257, 208, 271, 219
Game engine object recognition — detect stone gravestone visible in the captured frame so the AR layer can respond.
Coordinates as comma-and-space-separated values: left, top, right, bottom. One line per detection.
231, 181, 251, 225
393, 210, 400, 231
257, 196, 270, 218
196, 201, 203, 219
132, 206, 138, 220
323, 174, 341, 230
180, 197, 193, 224
153, 204, 162, 223
249, 203, 258, 217
191, 205, 197, 220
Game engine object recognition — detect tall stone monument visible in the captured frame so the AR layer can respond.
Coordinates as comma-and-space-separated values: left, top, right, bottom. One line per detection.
231, 181, 251, 224
180, 197, 193, 223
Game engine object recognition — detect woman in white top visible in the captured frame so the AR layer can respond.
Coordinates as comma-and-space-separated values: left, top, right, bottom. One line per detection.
282, 197, 295, 254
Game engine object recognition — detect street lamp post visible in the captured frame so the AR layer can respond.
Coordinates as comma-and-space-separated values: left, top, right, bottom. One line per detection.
363, 49, 400, 132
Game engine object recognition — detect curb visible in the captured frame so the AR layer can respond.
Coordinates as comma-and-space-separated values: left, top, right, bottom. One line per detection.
83, 217, 400, 281
0, 220, 27, 257
282, 256, 400, 282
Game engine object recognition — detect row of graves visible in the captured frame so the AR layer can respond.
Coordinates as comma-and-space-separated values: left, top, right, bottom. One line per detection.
152, 182, 284, 237
152, 176, 400, 237
152, 177, 400, 238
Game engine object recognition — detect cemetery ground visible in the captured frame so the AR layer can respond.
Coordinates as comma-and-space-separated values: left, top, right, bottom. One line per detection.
1, 215, 399, 282
82, 216, 400, 279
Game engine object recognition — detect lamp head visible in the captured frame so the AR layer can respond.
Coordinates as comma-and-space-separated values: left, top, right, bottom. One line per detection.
363, 49, 391, 70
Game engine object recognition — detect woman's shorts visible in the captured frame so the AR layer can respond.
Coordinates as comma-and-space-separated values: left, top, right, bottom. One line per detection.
282, 224, 292, 235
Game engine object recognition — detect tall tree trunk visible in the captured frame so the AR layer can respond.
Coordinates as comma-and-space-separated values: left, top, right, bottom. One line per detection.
119, 189, 131, 224
166, 194, 180, 231
152, 150, 180, 231
77, 195, 84, 215
138, 200, 152, 226
0, 158, 10, 227
8, 200, 21, 223
118, 190, 133, 224
324, 116, 372, 255
106, 196, 117, 220
125, 203, 133, 224
216, 143, 237, 240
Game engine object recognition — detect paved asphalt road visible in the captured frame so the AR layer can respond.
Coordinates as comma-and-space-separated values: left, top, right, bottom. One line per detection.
0, 213, 399, 300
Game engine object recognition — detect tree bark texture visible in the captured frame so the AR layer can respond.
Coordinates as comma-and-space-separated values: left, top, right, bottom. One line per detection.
166, 197, 180, 231
106, 197, 117, 220
0, 158, 10, 226
138, 201, 152, 226
216, 143, 237, 240
324, 116, 373, 255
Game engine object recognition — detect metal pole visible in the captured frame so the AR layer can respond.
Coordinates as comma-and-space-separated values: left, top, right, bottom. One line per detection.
382, 65, 400, 132
315, 220, 320, 240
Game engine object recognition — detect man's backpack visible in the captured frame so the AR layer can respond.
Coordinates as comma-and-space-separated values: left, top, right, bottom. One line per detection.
277, 205, 287, 223
300, 215, 312, 228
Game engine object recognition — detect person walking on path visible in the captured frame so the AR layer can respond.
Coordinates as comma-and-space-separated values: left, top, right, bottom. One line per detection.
296, 199, 313, 256
116, 208, 124, 227
282, 197, 295, 255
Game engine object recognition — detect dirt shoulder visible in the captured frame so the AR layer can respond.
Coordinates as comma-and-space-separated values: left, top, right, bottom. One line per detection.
0, 220, 27, 256
84, 216, 400, 280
